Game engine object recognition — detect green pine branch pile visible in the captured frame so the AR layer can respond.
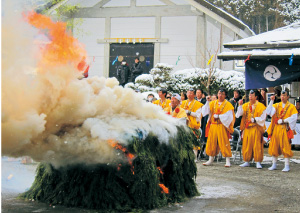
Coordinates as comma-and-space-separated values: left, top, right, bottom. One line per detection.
21, 127, 200, 211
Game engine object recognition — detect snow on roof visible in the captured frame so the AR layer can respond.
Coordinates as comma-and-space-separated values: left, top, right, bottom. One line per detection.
224, 22, 300, 47
192, 0, 255, 36
218, 48, 300, 60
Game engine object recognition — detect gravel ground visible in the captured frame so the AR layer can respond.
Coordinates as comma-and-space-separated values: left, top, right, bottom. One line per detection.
153, 148, 300, 213
2, 150, 300, 212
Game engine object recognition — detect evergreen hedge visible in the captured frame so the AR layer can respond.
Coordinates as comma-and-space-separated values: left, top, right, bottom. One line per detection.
21, 127, 200, 211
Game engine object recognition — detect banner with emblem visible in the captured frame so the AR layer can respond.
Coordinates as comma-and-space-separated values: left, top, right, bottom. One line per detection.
245, 59, 300, 90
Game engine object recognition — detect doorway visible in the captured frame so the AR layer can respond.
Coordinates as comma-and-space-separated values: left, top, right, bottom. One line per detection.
109, 43, 154, 82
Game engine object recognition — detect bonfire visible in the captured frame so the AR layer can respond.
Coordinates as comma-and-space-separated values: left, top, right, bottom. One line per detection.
2, 10, 200, 211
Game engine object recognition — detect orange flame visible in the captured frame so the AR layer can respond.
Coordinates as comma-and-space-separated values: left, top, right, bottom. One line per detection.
159, 184, 169, 194
107, 140, 135, 174
24, 11, 88, 74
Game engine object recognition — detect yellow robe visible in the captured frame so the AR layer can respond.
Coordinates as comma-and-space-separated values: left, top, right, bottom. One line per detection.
181, 100, 203, 129
153, 99, 171, 110
267, 102, 298, 158
240, 101, 266, 162
164, 106, 187, 119
205, 100, 235, 157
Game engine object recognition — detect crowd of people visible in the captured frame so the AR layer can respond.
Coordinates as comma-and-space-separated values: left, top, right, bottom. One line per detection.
145, 86, 300, 172
117, 57, 143, 86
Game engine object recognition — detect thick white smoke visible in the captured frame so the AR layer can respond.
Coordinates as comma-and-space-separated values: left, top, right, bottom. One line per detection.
2, 6, 183, 168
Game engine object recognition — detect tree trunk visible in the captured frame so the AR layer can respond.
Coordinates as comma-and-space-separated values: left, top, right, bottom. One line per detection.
266, 15, 268, 32
258, 16, 261, 34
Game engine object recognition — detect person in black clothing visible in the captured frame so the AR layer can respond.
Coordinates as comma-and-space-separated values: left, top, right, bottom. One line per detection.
230, 90, 243, 128
195, 89, 206, 105
200, 90, 208, 144
181, 91, 187, 101
202, 92, 207, 103
130, 57, 143, 83
273, 86, 282, 104
117, 60, 130, 87
260, 88, 268, 106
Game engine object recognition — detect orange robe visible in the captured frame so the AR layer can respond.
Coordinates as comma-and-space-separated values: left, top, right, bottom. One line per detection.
181, 100, 203, 129
240, 101, 266, 162
205, 100, 235, 157
267, 102, 298, 158
153, 99, 171, 110
164, 106, 187, 119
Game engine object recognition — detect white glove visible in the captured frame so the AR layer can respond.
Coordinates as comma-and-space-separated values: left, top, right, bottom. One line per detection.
251, 118, 255, 123
185, 110, 189, 114
214, 114, 219, 119
283, 119, 287, 123
278, 119, 283, 124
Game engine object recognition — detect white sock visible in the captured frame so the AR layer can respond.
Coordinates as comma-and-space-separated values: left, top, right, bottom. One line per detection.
268, 156, 277, 170
240, 162, 250, 167
256, 162, 262, 169
225, 157, 231, 167
282, 158, 290, 172
203, 156, 214, 166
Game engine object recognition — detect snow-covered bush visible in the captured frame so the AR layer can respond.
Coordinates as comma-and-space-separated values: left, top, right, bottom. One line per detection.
149, 63, 174, 88
128, 63, 245, 97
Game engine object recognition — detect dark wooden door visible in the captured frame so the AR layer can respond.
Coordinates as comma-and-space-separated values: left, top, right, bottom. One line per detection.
109, 43, 154, 82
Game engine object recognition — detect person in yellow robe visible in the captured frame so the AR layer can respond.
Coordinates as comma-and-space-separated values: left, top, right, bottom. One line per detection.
164, 93, 188, 126
181, 88, 203, 129
153, 88, 171, 110
181, 88, 203, 161
202, 88, 235, 167
236, 90, 266, 169
266, 90, 298, 172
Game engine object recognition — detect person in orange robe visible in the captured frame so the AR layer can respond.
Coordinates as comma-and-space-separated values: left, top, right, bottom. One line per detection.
153, 88, 171, 110
202, 88, 235, 167
181, 88, 203, 161
164, 93, 187, 124
181, 88, 203, 129
236, 90, 266, 169
266, 90, 298, 172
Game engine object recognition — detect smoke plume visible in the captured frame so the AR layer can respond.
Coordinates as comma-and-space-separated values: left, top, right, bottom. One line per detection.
2, 6, 181, 167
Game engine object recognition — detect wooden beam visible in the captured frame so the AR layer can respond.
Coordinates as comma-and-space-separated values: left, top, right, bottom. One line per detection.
224, 43, 300, 50
73, 5, 201, 18
97, 38, 169, 44
186, 0, 253, 38
94, 0, 111, 8
159, 0, 175, 5
46, 0, 70, 15
218, 54, 300, 60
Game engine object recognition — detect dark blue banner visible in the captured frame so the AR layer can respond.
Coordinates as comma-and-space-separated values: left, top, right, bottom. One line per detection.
245, 59, 300, 90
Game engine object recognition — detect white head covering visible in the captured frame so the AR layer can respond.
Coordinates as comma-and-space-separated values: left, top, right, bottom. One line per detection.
172, 93, 181, 102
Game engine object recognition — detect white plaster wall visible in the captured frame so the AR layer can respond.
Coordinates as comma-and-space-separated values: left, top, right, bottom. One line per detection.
206, 16, 221, 69
67, 0, 100, 7
103, 0, 131, 7
170, 0, 189, 5
160, 16, 197, 71
111, 17, 156, 38
222, 25, 236, 71
136, 0, 166, 6
73, 18, 106, 77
